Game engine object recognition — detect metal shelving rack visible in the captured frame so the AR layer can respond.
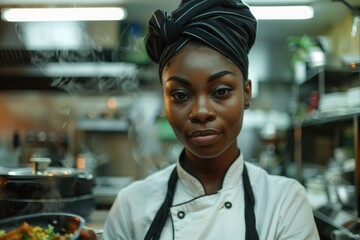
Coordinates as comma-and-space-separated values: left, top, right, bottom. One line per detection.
292, 67, 360, 214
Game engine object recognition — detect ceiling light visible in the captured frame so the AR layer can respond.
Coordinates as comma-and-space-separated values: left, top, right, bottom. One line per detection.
249, 6, 314, 20
1, 7, 127, 22
42, 62, 137, 77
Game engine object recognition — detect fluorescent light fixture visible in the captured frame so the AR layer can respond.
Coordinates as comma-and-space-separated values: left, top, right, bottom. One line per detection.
1, 7, 127, 22
250, 6, 314, 20
21, 22, 86, 49
42, 62, 137, 77
0, 63, 138, 77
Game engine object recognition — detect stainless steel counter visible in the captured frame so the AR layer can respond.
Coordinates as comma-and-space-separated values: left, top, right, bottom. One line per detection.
94, 176, 133, 206
86, 210, 109, 239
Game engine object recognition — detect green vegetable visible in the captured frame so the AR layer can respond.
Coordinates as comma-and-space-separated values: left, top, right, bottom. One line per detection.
21, 233, 30, 240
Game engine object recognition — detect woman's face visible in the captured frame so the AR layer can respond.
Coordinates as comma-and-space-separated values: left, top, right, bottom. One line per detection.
162, 44, 251, 161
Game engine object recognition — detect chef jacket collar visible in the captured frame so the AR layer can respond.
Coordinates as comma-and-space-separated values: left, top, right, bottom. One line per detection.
176, 150, 244, 196
144, 150, 259, 240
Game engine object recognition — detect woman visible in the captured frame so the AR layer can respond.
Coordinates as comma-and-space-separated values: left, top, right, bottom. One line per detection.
103, 0, 320, 239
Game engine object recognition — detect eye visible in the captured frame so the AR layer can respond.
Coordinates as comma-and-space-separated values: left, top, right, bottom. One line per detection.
171, 90, 190, 102
212, 86, 233, 98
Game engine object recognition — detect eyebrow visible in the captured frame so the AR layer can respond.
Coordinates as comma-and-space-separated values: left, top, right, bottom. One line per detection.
208, 70, 234, 82
165, 76, 191, 87
165, 70, 234, 86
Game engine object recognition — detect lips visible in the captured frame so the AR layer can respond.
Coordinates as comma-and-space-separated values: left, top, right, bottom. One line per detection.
188, 129, 221, 145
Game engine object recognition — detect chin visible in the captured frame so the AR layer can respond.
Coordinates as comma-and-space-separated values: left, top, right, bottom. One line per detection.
186, 146, 228, 160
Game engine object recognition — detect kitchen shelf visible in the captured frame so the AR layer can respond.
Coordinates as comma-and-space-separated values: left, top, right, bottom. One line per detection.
298, 66, 358, 101
76, 119, 129, 132
305, 67, 358, 85
300, 109, 360, 127
290, 67, 360, 217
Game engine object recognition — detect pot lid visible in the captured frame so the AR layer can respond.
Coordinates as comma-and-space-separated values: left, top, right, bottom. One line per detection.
0, 158, 92, 178
5, 167, 86, 177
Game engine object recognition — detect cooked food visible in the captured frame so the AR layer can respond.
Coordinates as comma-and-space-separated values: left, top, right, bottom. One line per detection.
0, 222, 73, 240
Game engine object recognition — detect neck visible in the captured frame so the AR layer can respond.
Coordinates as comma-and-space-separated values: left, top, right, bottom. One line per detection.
182, 147, 240, 194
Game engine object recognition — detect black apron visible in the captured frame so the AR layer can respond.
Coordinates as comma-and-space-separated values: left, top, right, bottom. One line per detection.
144, 164, 259, 240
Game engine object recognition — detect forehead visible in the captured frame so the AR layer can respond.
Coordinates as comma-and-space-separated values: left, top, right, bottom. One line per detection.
162, 44, 243, 80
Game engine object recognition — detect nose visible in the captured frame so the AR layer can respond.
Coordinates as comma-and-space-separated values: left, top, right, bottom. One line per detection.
189, 95, 216, 123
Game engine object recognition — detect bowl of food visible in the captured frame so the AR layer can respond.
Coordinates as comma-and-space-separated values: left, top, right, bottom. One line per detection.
0, 212, 85, 240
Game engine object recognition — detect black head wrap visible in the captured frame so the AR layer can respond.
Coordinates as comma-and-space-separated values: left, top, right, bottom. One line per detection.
145, 0, 257, 81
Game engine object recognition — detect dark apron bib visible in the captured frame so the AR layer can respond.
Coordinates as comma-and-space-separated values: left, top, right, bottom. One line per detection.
144, 164, 259, 240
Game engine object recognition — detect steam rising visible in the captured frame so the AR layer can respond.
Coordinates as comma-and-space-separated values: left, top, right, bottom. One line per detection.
127, 93, 162, 171
11, 15, 163, 177
48, 67, 139, 95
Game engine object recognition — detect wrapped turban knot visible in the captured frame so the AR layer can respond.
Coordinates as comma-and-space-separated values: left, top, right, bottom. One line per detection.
145, 0, 257, 81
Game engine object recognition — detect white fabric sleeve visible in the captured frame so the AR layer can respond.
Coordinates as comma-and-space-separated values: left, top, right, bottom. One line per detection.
102, 190, 134, 240
277, 181, 320, 240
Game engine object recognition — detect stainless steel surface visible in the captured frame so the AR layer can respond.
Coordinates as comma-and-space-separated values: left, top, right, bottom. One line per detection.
354, 115, 360, 217
31, 157, 51, 174
94, 177, 133, 205
315, 206, 360, 239
7, 167, 90, 176
324, 167, 357, 211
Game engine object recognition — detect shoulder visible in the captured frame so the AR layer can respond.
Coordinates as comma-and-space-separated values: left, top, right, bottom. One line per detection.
116, 164, 176, 204
103, 164, 176, 239
245, 162, 304, 193
245, 163, 319, 238
245, 162, 308, 207
120, 164, 176, 196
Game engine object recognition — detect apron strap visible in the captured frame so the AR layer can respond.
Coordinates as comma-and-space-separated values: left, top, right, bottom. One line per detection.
144, 163, 259, 240
144, 166, 178, 240
243, 164, 259, 240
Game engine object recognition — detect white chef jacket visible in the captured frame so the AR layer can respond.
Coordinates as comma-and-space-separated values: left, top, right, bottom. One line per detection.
103, 154, 320, 240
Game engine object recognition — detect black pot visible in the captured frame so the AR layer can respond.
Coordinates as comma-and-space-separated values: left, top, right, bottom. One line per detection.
0, 167, 95, 219
0, 194, 95, 220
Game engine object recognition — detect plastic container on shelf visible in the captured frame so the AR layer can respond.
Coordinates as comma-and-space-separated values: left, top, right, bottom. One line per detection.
347, 87, 360, 108
319, 92, 349, 116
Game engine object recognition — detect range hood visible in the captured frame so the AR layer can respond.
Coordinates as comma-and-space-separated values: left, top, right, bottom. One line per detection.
0, 20, 158, 91
0, 48, 138, 77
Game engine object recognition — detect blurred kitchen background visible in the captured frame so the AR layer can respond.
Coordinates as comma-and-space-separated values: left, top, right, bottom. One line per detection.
0, 0, 359, 237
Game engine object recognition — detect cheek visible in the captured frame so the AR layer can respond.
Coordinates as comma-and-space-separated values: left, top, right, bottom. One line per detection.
164, 103, 188, 144
163, 97, 185, 129
223, 109, 243, 143
224, 93, 244, 118
223, 96, 245, 130
227, 108, 243, 127
166, 106, 186, 127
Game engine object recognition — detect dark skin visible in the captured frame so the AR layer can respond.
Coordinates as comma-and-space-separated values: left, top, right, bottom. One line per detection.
162, 43, 252, 194
79, 229, 97, 240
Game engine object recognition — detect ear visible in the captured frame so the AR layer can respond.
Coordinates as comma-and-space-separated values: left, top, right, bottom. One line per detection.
244, 79, 252, 109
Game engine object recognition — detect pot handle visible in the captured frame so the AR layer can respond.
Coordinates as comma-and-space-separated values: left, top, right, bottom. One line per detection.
31, 158, 51, 174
